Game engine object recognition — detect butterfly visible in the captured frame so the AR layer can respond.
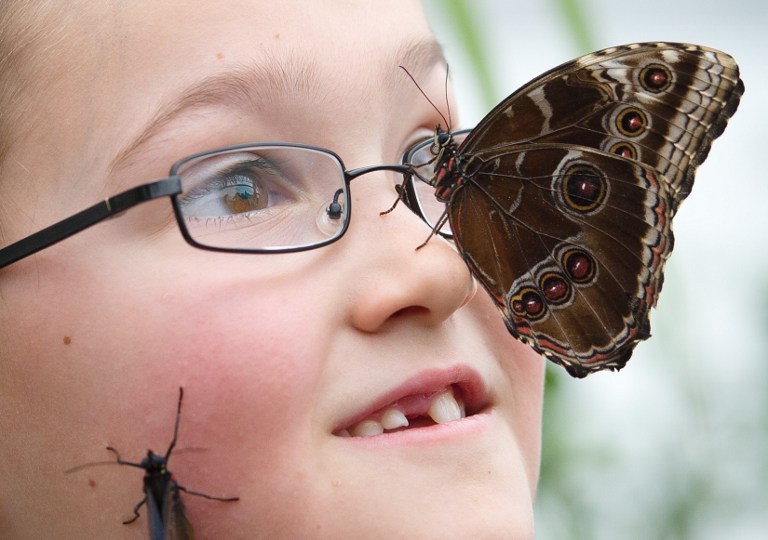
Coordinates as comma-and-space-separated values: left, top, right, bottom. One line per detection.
402, 42, 743, 377
66, 388, 238, 539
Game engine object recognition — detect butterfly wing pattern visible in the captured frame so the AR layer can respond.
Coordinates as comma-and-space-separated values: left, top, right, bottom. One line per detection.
430, 43, 743, 377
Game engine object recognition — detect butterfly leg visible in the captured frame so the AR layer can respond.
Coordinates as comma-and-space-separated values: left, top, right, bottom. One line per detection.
415, 210, 450, 250
379, 182, 407, 216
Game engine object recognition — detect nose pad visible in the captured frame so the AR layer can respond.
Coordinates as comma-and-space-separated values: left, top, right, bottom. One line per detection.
315, 188, 346, 238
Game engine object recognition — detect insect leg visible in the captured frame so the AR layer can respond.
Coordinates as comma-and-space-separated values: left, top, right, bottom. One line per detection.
122, 495, 148, 524
176, 484, 240, 502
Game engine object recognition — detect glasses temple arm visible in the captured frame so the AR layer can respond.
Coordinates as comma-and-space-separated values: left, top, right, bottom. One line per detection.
0, 177, 181, 269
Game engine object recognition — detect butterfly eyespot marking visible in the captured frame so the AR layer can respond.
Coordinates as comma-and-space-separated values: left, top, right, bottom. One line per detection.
540, 273, 571, 304
562, 249, 596, 284
640, 63, 672, 93
609, 142, 637, 160
616, 107, 647, 136
561, 165, 607, 213
511, 288, 547, 320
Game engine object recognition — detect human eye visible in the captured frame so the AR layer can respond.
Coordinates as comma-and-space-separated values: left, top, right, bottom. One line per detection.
177, 152, 291, 220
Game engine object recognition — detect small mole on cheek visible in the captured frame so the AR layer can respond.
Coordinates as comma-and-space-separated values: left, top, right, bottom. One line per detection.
63, 336, 72, 345
88, 478, 97, 488
216, 52, 224, 60
274, 33, 280, 40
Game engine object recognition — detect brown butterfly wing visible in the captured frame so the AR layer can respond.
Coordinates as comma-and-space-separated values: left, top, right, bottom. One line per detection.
444, 42, 742, 376
460, 42, 743, 208
448, 144, 675, 377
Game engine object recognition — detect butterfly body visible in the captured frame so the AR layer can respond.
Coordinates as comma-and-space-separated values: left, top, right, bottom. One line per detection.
419, 43, 742, 377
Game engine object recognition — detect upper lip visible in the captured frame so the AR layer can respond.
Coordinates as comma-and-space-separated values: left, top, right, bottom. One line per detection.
333, 364, 489, 433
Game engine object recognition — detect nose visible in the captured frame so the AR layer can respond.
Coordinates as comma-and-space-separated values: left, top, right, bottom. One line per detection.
340, 173, 478, 333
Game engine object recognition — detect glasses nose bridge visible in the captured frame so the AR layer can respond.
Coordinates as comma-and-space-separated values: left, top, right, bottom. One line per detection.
345, 163, 412, 184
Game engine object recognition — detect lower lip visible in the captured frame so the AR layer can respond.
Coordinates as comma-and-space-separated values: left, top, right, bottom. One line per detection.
333, 408, 496, 449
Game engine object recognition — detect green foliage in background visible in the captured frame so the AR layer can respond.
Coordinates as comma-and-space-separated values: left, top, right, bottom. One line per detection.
442, 0, 595, 110
435, 2, 768, 539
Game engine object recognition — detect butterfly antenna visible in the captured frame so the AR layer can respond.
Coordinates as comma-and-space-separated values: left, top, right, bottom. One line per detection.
444, 64, 452, 129
399, 65, 450, 130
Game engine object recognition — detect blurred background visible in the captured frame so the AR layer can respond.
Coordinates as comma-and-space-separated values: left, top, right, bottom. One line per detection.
422, 1, 767, 538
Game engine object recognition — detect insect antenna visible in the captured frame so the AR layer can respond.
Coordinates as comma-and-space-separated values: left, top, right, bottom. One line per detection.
398, 64, 452, 130
381, 65, 453, 220
164, 386, 184, 460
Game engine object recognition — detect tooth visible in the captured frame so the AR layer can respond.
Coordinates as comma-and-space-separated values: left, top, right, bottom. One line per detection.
380, 408, 409, 430
351, 420, 384, 437
427, 389, 463, 424
458, 398, 466, 419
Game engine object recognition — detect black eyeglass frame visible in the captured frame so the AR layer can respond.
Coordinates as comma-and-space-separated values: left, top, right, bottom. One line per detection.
0, 139, 455, 269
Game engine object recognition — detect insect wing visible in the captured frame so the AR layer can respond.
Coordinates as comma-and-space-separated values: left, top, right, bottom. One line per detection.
162, 480, 196, 540
448, 143, 674, 376
145, 479, 166, 540
460, 42, 742, 204
442, 42, 742, 376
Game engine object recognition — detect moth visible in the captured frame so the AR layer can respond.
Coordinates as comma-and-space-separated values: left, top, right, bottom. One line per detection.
66, 388, 238, 539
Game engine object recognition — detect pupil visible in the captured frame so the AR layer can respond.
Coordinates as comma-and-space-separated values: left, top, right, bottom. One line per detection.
236, 187, 252, 199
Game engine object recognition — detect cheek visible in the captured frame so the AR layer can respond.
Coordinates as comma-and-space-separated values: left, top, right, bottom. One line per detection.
140, 278, 329, 420
4, 250, 333, 443
0, 253, 337, 535
466, 291, 545, 487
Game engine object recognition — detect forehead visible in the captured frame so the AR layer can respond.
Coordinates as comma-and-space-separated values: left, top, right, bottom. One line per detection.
7, 0, 444, 191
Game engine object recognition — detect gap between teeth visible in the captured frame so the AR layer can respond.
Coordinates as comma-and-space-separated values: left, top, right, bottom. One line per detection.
339, 388, 467, 438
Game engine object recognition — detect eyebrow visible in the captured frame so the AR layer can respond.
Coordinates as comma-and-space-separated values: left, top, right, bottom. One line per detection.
110, 38, 447, 173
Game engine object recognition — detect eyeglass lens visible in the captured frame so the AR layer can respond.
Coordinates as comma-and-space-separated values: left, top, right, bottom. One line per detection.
173, 145, 349, 251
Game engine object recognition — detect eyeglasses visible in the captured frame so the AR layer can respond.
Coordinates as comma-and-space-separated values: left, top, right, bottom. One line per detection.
0, 132, 469, 269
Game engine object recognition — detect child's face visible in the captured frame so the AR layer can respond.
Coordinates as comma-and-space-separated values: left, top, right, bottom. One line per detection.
0, 1, 544, 537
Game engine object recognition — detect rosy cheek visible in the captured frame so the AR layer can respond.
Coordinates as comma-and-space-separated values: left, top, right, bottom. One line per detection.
146, 284, 325, 419
126, 280, 327, 497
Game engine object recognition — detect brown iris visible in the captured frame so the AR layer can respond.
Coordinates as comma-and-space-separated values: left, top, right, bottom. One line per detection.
223, 181, 266, 213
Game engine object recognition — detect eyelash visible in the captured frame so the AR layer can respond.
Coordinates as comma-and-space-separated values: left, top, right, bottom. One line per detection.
186, 163, 263, 198
177, 157, 288, 221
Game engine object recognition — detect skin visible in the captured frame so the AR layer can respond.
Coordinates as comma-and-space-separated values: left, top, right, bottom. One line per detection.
0, 1, 545, 538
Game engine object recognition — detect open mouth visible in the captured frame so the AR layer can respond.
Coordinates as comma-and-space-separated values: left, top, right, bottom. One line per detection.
334, 382, 484, 438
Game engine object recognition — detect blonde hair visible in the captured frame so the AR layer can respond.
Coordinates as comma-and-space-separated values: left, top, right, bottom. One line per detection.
0, 2, 68, 240
0, 2, 70, 164
0, 3, 31, 167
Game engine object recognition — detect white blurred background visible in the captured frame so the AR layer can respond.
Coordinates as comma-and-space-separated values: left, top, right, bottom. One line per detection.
423, 1, 767, 538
